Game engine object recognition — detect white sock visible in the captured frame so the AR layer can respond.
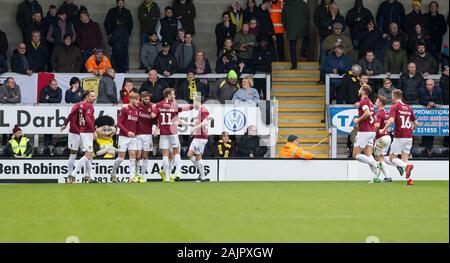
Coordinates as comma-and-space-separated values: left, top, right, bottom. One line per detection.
135, 159, 140, 174
71, 156, 87, 176
174, 154, 182, 175
198, 159, 205, 179
190, 156, 198, 168
169, 158, 174, 172
355, 154, 377, 167
141, 159, 148, 175
68, 154, 77, 174
392, 158, 407, 168
112, 157, 124, 176
85, 158, 95, 178
130, 159, 136, 176
380, 161, 390, 179
162, 156, 170, 181
383, 156, 395, 166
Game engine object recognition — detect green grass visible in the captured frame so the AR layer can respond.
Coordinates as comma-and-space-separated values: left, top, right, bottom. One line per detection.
0, 181, 448, 243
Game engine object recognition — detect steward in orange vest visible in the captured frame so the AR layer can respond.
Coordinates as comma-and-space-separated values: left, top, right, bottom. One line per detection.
277, 135, 315, 159
270, 0, 285, 61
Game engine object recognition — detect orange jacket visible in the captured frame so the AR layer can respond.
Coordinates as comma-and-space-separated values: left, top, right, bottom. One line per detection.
270, 1, 285, 34
278, 142, 314, 159
85, 54, 112, 76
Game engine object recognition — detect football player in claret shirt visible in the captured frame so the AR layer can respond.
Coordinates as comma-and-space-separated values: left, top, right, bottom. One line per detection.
111, 92, 141, 183
61, 90, 97, 183
186, 96, 210, 183
151, 88, 194, 182
135, 91, 155, 180
373, 95, 393, 182
352, 85, 381, 178
379, 89, 420, 186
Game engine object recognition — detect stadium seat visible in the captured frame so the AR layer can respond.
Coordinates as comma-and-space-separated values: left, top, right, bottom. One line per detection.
34, 146, 51, 158
430, 147, 449, 158
411, 146, 427, 158
53, 147, 69, 157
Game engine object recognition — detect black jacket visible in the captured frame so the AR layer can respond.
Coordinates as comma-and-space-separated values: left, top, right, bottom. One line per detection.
338, 72, 361, 104
24, 21, 44, 44
398, 72, 425, 103
173, 1, 196, 34
358, 28, 385, 58
158, 16, 181, 45
139, 79, 168, 103
250, 45, 275, 73
58, 2, 79, 24
409, 53, 438, 74
0, 31, 8, 58
16, 0, 42, 32
376, 0, 405, 33
154, 51, 177, 75
237, 134, 268, 157
39, 86, 62, 103
313, 0, 334, 41
104, 6, 133, 37
0, 54, 7, 74
215, 22, 237, 50
317, 13, 346, 42
419, 86, 442, 107
345, 4, 373, 41
26, 42, 48, 72
109, 24, 129, 51
254, 6, 275, 38
403, 11, 430, 37
426, 12, 447, 52
177, 78, 209, 103
215, 54, 239, 74
65, 87, 84, 103
138, 1, 160, 34
10, 50, 30, 74
440, 74, 449, 105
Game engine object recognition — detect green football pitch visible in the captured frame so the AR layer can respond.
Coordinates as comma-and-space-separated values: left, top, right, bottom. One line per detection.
0, 181, 448, 243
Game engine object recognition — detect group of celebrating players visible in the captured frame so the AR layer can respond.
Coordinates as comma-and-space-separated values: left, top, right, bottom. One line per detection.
60, 87, 210, 183
353, 85, 420, 185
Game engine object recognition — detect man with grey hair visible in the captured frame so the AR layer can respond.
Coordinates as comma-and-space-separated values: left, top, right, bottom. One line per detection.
97, 68, 118, 104
237, 125, 268, 158
0, 77, 21, 103
398, 62, 424, 104
337, 64, 362, 104
419, 78, 442, 156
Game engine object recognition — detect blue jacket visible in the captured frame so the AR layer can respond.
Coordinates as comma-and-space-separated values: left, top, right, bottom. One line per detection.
323, 53, 352, 74
376, 0, 405, 33
419, 86, 443, 107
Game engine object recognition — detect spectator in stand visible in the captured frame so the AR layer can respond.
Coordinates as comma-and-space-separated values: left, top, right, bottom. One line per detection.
140, 32, 162, 72
407, 24, 431, 56
282, 0, 310, 70
16, 0, 43, 42
139, 69, 168, 102
248, 18, 259, 37
214, 132, 236, 158
322, 45, 352, 102
171, 28, 186, 54
97, 68, 118, 104
120, 79, 138, 103
0, 77, 21, 104
218, 38, 239, 63
85, 48, 112, 76
177, 71, 209, 103
243, 0, 257, 23
384, 39, 408, 76
385, 22, 408, 50
358, 20, 385, 60
156, 6, 182, 45
11, 43, 32, 76
104, 0, 134, 39
233, 23, 256, 63
315, 2, 345, 44
154, 42, 178, 87
138, 0, 161, 47
187, 51, 212, 76
46, 9, 76, 49
75, 10, 103, 62
441, 64, 449, 105
409, 43, 438, 75
51, 34, 82, 73
338, 64, 363, 104
175, 33, 196, 72
398, 62, 425, 104
357, 50, 385, 76
419, 79, 442, 156
345, 0, 373, 50
254, 0, 275, 47
109, 15, 132, 73
59, 0, 79, 24
232, 75, 259, 106
27, 31, 48, 73
376, 0, 405, 33
210, 70, 240, 104
377, 78, 395, 103
322, 22, 353, 58
426, 1, 447, 61
250, 36, 275, 74
228, 1, 244, 32
0, 56, 7, 74
237, 125, 268, 158
4, 125, 33, 158
24, 12, 44, 44
43, 5, 58, 38
403, 0, 429, 37
173, 0, 196, 35
0, 30, 8, 59
215, 12, 237, 56
270, 0, 285, 61
216, 52, 245, 74
39, 79, 62, 146
65, 77, 84, 103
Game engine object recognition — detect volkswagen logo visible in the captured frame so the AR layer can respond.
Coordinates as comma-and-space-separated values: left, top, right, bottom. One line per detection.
224, 110, 247, 132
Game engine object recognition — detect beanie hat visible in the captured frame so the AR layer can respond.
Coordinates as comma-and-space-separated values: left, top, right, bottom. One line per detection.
287, 135, 298, 143
12, 125, 21, 134
227, 70, 238, 79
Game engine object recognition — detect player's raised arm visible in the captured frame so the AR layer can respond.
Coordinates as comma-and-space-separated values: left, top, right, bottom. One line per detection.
179, 104, 194, 112
61, 104, 79, 132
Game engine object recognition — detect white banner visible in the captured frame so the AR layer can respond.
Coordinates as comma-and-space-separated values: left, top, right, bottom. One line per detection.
0, 104, 273, 135
0, 159, 218, 183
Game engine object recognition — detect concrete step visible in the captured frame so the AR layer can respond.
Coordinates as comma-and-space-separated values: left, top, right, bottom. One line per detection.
278, 99, 325, 105
272, 62, 320, 70
276, 145, 329, 152
273, 92, 325, 97
272, 84, 324, 90
278, 123, 326, 128
278, 115, 324, 120
278, 108, 325, 113
278, 129, 328, 136
273, 77, 321, 82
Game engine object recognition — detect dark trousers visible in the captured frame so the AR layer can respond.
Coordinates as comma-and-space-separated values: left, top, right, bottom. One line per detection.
112, 49, 129, 73
289, 40, 298, 68
300, 35, 309, 58
275, 33, 285, 61
421, 136, 435, 153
